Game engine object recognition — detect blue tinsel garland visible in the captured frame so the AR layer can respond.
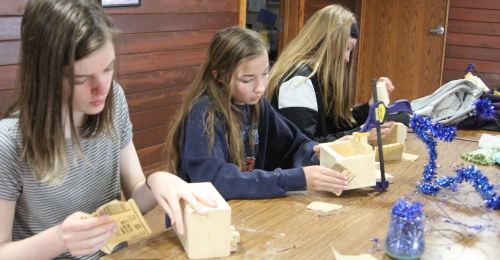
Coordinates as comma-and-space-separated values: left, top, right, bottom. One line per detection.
409, 114, 500, 209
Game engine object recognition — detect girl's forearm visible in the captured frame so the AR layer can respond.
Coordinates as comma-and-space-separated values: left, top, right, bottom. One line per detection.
0, 224, 66, 260
130, 177, 158, 215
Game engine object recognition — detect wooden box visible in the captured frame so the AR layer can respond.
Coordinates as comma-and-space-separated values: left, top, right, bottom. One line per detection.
370, 122, 407, 161
174, 182, 231, 259
319, 133, 376, 192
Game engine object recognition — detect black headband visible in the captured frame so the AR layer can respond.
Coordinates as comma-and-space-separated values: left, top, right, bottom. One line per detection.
350, 23, 359, 39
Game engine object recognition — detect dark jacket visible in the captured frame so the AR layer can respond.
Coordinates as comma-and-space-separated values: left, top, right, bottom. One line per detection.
271, 64, 369, 143
177, 96, 319, 200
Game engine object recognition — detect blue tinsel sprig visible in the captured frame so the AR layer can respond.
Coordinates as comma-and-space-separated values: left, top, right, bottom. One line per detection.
474, 97, 494, 119
391, 199, 424, 218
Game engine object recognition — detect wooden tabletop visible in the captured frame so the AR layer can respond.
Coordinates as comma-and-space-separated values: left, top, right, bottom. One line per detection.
104, 130, 500, 260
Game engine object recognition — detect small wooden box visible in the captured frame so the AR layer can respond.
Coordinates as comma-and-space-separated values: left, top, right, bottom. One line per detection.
174, 182, 231, 259
319, 134, 376, 191
370, 122, 407, 161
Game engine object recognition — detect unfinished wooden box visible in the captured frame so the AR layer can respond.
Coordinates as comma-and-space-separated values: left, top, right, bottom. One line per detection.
174, 182, 231, 259
319, 133, 376, 192
369, 122, 407, 161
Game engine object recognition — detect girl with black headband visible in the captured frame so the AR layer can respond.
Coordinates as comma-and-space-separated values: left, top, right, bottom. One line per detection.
266, 5, 395, 143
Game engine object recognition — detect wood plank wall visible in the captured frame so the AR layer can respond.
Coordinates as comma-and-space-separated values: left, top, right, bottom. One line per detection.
0, 0, 238, 175
443, 0, 500, 88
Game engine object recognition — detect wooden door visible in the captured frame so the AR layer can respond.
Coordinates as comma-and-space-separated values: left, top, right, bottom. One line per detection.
356, 0, 449, 103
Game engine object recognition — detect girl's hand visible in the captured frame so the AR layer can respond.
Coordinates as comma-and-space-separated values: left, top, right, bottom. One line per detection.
303, 165, 349, 194
366, 121, 393, 142
377, 77, 395, 94
60, 212, 118, 257
369, 77, 395, 104
146, 172, 217, 235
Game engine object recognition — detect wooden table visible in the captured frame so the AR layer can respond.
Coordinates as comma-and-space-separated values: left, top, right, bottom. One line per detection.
104, 130, 500, 260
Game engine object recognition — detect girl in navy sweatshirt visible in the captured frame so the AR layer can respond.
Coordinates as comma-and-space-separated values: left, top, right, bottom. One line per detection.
165, 26, 349, 200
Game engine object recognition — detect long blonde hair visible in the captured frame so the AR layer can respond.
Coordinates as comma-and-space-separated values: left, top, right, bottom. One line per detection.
266, 4, 357, 127
166, 26, 269, 173
5, 0, 119, 185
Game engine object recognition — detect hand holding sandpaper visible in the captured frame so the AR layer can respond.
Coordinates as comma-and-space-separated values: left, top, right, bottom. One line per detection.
82, 199, 152, 254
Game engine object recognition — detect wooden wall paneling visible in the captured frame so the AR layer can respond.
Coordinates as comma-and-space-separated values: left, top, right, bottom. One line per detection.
126, 85, 188, 113
0, 65, 17, 92
1, 0, 240, 15
129, 104, 181, 132
104, 0, 238, 14
142, 161, 167, 175
446, 45, 500, 63
137, 143, 166, 170
110, 13, 237, 34
450, 0, 500, 9
0, 0, 28, 15
1, 0, 240, 172
443, 70, 500, 87
133, 125, 169, 151
0, 89, 14, 116
0, 17, 22, 41
0, 41, 21, 66
117, 48, 207, 75
446, 32, 500, 49
444, 57, 499, 75
447, 20, 500, 36
444, 0, 500, 88
116, 30, 217, 55
448, 7, 500, 23
118, 66, 199, 94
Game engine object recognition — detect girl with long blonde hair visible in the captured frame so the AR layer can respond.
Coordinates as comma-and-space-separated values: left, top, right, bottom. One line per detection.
266, 5, 394, 143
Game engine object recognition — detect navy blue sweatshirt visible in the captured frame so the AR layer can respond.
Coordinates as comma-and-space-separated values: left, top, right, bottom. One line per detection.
177, 96, 319, 200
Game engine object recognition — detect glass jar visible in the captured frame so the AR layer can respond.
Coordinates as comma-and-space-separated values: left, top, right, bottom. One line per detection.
384, 214, 425, 259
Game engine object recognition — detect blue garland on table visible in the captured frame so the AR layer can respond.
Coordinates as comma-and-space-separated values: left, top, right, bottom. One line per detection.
435, 166, 500, 210
410, 114, 500, 210
409, 115, 456, 194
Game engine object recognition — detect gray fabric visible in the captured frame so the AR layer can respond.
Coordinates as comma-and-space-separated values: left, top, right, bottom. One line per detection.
411, 79, 483, 126
0, 82, 132, 259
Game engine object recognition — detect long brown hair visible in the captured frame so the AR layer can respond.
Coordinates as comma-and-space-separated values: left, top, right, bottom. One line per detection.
266, 4, 358, 127
166, 26, 269, 173
4, 0, 120, 185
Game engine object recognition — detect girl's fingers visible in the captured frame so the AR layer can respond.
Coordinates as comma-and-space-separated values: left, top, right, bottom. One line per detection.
165, 195, 185, 235
69, 230, 115, 257
67, 221, 117, 242
156, 198, 175, 227
64, 215, 111, 232
191, 189, 218, 209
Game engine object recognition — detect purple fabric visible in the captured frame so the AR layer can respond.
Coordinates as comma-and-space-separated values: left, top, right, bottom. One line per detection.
456, 93, 500, 131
